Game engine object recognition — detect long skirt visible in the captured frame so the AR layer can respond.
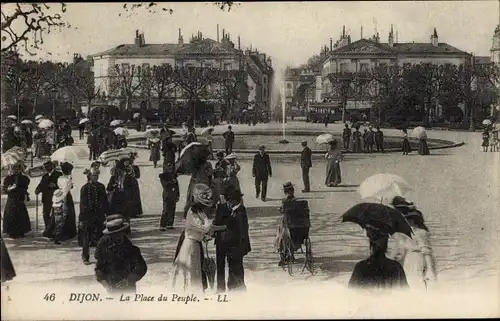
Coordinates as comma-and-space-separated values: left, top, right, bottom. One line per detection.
129, 180, 144, 218
171, 231, 207, 293
1, 237, 16, 283
403, 251, 427, 290
352, 138, 362, 153
402, 138, 412, 154
418, 139, 430, 155
149, 147, 161, 162
51, 193, 77, 241
325, 160, 341, 186
2, 198, 31, 238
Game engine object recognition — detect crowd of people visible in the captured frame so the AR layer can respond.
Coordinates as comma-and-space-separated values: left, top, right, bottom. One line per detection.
1, 118, 440, 295
481, 125, 500, 152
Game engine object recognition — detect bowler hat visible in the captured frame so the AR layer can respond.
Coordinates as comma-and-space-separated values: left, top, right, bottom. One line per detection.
258, 145, 266, 150
222, 185, 244, 199
224, 152, 236, 160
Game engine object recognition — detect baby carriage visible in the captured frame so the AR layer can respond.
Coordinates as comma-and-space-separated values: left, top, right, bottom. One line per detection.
275, 198, 314, 275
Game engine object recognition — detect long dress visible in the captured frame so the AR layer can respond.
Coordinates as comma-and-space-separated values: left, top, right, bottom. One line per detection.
393, 228, 437, 290
213, 161, 225, 205
418, 139, 430, 155
52, 176, 77, 241
170, 209, 210, 293
148, 138, 161, 165
352, 130, 362, 153
107, 170, 143, 223
2, 174, 31, 238
1, 236, 16, 282
402, 134, 412, 154
325, 148, 342, 186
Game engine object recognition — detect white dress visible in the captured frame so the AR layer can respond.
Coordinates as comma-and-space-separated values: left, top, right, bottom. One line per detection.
170, 210, 212, 293
394, 228, 437, 290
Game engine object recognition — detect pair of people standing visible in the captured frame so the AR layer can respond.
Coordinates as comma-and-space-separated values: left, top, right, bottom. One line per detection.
170, 183, 250, 293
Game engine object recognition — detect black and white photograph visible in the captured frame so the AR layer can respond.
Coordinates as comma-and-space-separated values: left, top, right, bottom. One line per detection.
1, 1, 499, 319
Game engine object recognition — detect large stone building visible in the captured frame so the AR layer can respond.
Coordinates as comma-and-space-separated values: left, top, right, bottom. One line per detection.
90, 29, 273, 113
491, 25, 500, 64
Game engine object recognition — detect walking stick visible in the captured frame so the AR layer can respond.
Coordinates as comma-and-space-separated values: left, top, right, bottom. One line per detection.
35, 194, 39, 233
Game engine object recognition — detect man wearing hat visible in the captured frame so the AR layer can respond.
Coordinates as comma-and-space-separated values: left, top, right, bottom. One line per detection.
158, 170, 180, 230
252, 145, 272, 202
300, 141, 312, 193
222, 125, 235, 155
213, 185, 251, 292
79, 167, 108, 264
95, 214, 147, 293
35, 160, 62, 236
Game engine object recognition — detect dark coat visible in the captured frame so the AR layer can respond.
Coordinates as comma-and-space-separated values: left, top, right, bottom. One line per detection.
301, 146, 312, 169
79, 182, 108, 223
1, 236, 16, 283
159, 172, 180, 200
348, 253, 409, 290
222, 131, 235, 143
107, 173, 143, 218
375, 130, 384, 143
2, 174, 31, 238
35, 170, 62, 205
213, 203, 251, 257
342, 127, 352, 139
95, 234, 147, 292
252, 153, 272, 179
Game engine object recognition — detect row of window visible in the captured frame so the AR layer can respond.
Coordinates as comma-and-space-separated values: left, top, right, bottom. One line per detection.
326, 62, 456, 74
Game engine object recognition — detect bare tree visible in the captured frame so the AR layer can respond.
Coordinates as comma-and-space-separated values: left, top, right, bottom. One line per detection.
215, 69, 248, 121
1, 3, 70, 55
111, 64, 148, 111
151, 64, 177, 107
326, 71, 357, 123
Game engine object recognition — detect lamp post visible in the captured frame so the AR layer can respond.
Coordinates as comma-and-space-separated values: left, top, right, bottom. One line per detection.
51, 89, 58, 153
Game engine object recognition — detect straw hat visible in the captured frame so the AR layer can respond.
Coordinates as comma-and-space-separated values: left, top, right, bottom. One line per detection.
102, 214, 129, 234
192, 183, 213, 207
224, 152, 236, 160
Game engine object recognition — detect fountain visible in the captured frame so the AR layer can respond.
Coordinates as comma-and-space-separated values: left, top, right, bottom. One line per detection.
279, 79, 289, 144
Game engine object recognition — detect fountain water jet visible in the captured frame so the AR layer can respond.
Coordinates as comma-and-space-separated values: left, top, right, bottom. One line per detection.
279, 79, 289, 144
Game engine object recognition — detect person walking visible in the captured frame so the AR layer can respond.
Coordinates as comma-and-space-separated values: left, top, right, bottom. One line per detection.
352, 126, 362, 153
222, 125, 235, 155
162, 135, 177, 173
148, 136, 161, 168
79, 167, 108, 265
2, 163, 31, 239
213, 186, 251, 292
78, 121, 86, 140
51, 162, 78, 244
95, 215, 147, 294
87, 128, 100, 161
375, 126, 385, 153
252, 145, 272, 202
35, 161, 62, 237
300, 140, 312, 192
482, 129, 490, 152
366, 126, 375, 153
402, 128, 412, 155
159, 170, 180, 230
325, 140, 343, 187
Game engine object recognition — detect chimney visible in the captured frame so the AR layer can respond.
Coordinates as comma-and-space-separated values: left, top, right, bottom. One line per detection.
178, 28, 183, 45
388, 24, 394, 47
431, 27, 438, 46
361, 26, 363, 39
134, 30, 141, 46
140, 32, 145, 46
222, 29, 225, 40
238, 36, 241, 50
330, 38, 333, 51
217, 24, 220, 42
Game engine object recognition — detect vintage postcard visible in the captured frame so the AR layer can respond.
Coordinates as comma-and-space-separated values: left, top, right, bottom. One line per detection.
1, 1, 499, 319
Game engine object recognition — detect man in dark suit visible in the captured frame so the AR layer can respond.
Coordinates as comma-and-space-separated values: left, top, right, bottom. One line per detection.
222, 125, 235, 155
300, 141, 312, 192
213, 186, 251, 292
161, 135, 177, 173
158, 170, 179, 230
35, 161, 62, 236
252, 145, 272, 202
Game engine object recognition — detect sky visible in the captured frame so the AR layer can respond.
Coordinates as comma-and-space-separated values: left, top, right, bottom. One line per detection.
3, 1, 500, 75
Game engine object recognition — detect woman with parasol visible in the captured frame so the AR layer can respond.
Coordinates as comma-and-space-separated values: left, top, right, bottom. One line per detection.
413, 127, 430, 156
401, 128, 412, 155
170, 183, 226, 293
50, 162, 78, 244
342, 202, 411, 290
391, 196, 437, 290
223, 153, 241, 192
325, 139, 344, 187
2, 162, 31, 239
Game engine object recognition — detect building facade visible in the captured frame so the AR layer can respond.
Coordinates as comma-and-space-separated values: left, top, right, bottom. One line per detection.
90, 29, 273, 112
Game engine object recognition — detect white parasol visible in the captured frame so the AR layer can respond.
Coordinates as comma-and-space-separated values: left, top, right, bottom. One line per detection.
482, 119, 492, 126
51, 146, 89, 163
179, 142, 202, 159
38, 119, 54, 129
79, 118, 90, 125
35, 114, 44, 121
133, 112, 141, 119
1, 152, 23, 170
316, 133, 334, 145
114, 127, 129, 137
412, 126, 427, 139
6, 115, 17, 121
201, 127, 214, 136
98, 149, 133, 163
21, 119, 33, 125
359, 173, 413, 201
110, 119, 123, 127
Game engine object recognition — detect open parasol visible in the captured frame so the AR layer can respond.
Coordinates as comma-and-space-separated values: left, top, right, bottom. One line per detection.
201, 127, 214, 136
114, 127, 129, 137
1, 152, 23, 170
412, 126, 427, 139
342, 202, 413, 238
144, 129, 160, 139
38, 119, 54, 129
359, 173, 413, 201
79, 118, 89, 125
20, 119, 33, 125
133, 112, 141, 119
110, 119, 123, 127
6, 115, 17, 121
482, 119, 492, 126
35, 115, 44, 121
316, 133, 334, 145
51, 146, 89, 163
176, 142, 208, 175
98, 149, 133, 164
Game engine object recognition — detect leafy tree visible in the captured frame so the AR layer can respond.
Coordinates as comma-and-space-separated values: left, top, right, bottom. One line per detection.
368, 64, 405, 124
326, 71, 357, 123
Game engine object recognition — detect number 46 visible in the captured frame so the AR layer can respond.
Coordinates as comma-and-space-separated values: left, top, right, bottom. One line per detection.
44, 293, 55, 301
